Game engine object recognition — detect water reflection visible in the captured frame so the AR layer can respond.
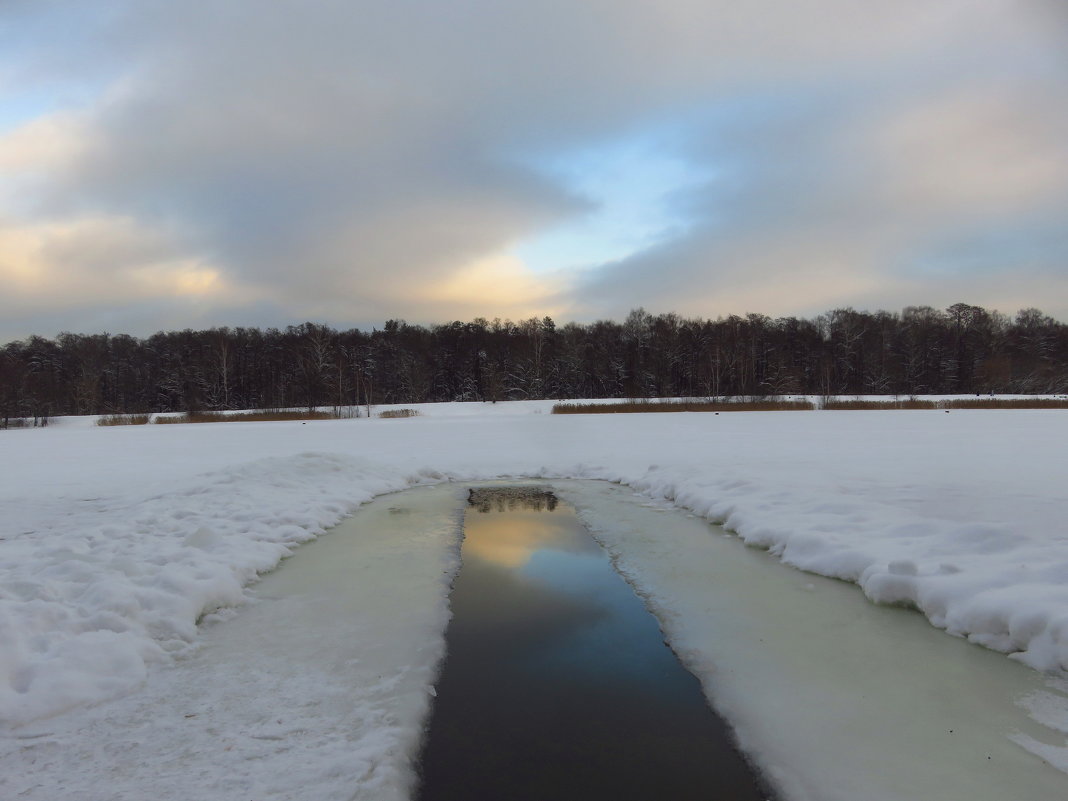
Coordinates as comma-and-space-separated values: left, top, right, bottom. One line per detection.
416, 486, 771, 801
462, 509, 597, 568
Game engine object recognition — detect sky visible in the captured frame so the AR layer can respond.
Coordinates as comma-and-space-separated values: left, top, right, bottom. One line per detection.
1, 0, 1067, 341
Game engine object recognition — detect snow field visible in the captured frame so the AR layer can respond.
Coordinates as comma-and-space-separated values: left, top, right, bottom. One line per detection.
2, 403, 1068, 794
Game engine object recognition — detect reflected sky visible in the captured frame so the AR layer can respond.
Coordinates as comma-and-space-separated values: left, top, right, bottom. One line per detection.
462, 506, 596, 568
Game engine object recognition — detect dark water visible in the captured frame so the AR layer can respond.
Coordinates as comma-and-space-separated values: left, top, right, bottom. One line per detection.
416, 487, 771, 801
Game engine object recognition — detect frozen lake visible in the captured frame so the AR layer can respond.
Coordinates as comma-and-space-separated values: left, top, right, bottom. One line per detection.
5, 477, 1067, 800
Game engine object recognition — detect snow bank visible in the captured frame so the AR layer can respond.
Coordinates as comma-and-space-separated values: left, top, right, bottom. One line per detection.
0, 449, 424, 725
625, 465, 1068, 674
2, 404, 1068, 786
557, 479, 1068, 801
3, 484, 463, 801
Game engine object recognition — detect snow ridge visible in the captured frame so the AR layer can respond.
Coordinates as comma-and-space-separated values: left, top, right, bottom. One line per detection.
0, 452, 420, 726
624, 465, 1068, 674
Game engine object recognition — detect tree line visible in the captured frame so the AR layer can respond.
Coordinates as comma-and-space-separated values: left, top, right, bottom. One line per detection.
2, 304, 1067, 424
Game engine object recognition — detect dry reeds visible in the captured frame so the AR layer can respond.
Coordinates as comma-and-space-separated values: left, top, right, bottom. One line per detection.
821, 399, 936, 410
552, 399, 814, 414
155, 409, 337, 424
939, 398, 1068, 410
820, 397, 1068, 410
378, 408, 419, 418
97, 414, 152, 426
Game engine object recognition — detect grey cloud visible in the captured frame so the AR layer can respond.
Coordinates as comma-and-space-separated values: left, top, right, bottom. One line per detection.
570, 70, 1068, 321
3, 1, 1068, 337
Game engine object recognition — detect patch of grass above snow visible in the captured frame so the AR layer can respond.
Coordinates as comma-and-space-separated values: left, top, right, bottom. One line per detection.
97, 414, 152, 426
378, 408, 420, 419
822, 398, 1068, 410
155, 410, 338, 424
552, 399, 814, 414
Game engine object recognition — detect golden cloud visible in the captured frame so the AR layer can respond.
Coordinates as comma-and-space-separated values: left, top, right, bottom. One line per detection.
410, 249, 570, 320
0, 214, 232, 308
0, 112, 90, 174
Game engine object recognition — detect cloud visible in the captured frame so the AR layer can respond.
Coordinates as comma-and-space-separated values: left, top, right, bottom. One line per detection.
0, 114, 87, 174
869, 84, 1068, 220
566, 3, 1068, 321
0, 214, 236, 308
1, 1, 1067, 339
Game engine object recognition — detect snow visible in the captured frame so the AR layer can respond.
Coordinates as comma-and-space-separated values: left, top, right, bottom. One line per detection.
556, 479, 1068, 801
3, 484, 462, 801
3, 401, 1068, 797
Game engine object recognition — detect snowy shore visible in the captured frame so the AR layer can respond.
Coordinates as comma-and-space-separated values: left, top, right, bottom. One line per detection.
2, 401, 1068, 794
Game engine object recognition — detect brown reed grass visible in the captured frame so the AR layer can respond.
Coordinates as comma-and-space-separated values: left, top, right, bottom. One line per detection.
96, 414, 152, 426
378, 408, 420, 418
552, 399, 814, 414
154, 409, 337, 424
939, 398, 1068, 409
821, 399, 936, 410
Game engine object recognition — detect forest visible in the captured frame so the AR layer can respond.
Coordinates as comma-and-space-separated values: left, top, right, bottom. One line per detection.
2, 303, 1067, 424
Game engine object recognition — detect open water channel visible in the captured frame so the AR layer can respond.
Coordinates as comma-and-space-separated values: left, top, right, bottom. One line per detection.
415, 486, 771, 800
